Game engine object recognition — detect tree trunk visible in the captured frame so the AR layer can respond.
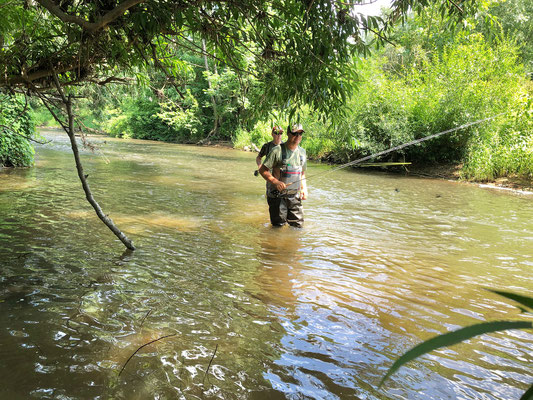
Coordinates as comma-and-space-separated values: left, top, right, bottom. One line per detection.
44, 77, 136, 250
64, 95, 135, 250
202, 39, 218, 136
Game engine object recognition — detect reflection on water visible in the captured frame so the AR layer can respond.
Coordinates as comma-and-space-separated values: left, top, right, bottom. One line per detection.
0, 129, 531, 399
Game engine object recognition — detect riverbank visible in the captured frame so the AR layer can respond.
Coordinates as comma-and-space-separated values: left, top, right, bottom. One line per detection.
403, 163, 533, 194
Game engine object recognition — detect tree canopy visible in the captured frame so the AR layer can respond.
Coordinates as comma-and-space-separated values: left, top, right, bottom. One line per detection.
1, 0, 478, 115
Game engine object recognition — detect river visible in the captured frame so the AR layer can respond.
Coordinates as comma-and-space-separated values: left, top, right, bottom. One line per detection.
0, 128, 531, 399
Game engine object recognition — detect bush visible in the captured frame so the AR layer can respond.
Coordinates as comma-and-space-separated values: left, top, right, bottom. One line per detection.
462, 99, 533, 180
0, 94, 35, 167
127, 98, 176, 141
102, 97, 178, 141
106, 109, 132, 138
157, 90, 203, 141
233, 121, 273, 150
302, 33, 533, 181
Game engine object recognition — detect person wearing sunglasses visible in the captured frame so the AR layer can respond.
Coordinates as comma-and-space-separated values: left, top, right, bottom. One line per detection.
258, 124, 308, 228
255, 126, 284, 171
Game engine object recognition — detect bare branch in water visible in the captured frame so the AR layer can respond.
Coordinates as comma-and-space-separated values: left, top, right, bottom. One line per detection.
203, 344, 218, 385
45, 72, 136, 250
119, 333, 177, 376
139, 309, 152, 329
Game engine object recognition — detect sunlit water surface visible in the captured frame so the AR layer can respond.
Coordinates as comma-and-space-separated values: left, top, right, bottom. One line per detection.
0, 129, 531, 399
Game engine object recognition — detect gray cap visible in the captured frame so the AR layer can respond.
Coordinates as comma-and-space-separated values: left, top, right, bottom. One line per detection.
291, 124, 304, 133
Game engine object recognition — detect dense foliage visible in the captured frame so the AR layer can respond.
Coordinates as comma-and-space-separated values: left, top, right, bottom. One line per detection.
476, 0, 533, 71
298, 32, 532, 181
0, 0, 474, 116
0, 94, 35, 167
236, 3, 533, 181
64, 51, 264, 142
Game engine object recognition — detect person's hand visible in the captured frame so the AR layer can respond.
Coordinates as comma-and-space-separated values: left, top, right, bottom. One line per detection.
300, 188, 307, 200
274, 180, 286, 192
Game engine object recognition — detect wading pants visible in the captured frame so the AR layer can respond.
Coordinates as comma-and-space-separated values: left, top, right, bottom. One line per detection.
267, 196, 304, 228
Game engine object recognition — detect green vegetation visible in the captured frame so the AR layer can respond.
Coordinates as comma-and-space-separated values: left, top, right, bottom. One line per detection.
1, 0, 531, 183
380, 290, 533, 398
4, 0, 470, 114
303, 32, 532, 182
66, 61, 264, 143
0, 94, 35, 167
476, 0, 533, 71
227, 2, 533, 183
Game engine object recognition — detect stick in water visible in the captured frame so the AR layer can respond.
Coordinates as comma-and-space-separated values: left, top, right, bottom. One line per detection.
119, 333, 177, 376
203, 344, 218, 385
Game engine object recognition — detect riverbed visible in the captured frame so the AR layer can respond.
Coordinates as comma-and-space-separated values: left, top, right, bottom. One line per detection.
0, 129, 531, 399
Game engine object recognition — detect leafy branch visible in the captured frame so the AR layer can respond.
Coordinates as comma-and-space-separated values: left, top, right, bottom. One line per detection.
380, 290, 533, 399
0, 124, 50, 145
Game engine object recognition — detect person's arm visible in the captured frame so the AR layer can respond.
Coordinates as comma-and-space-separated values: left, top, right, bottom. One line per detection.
300, 172, 307, 200
256, 143, 267, 168
259, 165, 286, 192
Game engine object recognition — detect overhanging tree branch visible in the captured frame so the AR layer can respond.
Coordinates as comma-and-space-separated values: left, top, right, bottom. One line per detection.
0, 125, 51, 145
35, 0, 146, 34
50, 72, 136, 250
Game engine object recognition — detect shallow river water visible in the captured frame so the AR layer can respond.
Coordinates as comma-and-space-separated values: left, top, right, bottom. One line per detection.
0, 129, 532, 399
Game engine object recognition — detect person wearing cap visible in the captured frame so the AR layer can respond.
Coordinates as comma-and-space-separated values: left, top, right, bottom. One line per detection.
255, 126, 284, 171
258, 123, 308, 228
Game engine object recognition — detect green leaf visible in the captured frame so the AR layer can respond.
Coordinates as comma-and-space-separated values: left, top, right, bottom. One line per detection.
380, 320, 533, 387
487, 289, 533, 312
520, 383, 533, 400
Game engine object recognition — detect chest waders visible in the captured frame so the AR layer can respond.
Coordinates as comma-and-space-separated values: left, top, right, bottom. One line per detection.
277, 145, 304, 197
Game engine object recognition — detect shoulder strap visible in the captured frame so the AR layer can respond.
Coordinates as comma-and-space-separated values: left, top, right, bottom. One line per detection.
281, 143, 287, 161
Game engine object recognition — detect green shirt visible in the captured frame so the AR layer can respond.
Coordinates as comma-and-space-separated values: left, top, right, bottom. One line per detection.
263, 144, 307, 197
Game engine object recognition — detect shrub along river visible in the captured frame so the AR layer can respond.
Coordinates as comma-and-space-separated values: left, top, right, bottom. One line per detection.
0, 129, 532, 399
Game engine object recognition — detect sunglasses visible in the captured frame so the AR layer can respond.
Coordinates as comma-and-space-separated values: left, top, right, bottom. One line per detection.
273, 132, 283, 135
291, 131, 303, 136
